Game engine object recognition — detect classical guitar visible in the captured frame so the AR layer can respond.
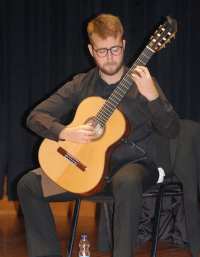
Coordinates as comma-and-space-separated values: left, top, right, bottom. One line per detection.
39, 16, 177, 195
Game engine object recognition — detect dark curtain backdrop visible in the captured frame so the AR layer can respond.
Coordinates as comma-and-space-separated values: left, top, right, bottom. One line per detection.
0, 0, 199, 199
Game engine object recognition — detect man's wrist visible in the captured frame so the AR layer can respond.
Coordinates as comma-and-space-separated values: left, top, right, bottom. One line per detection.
147, 95, 159, 102
51, 123, 65, 141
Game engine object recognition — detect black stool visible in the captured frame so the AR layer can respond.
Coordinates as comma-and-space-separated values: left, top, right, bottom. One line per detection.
67, 179, 183, 257
67, 191, 113, 257
146, 179, 183, 257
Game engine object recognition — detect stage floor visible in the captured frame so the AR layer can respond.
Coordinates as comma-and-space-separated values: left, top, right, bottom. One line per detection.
0, 211, 192, 257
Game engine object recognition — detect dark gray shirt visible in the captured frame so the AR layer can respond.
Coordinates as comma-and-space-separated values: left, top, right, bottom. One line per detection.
27, 67, 180, 175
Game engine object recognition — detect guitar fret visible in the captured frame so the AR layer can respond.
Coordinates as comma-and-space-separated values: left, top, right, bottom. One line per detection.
140, 56, 148, 64
137, 57, 146, 65
122, 76, 132, 86
115, 86, 126, 95
97, 114, 107, 124
104, 111, 112, 120
114, 90, 124, 98
121, 79, 131, 89
96, 117, 105, 127
97, 103, 114, 122
110, 95, 121, 104
106, 100, 115, 109
146, 45, 155, 53
141, 51, 149, 59
103, 103, 113, 112
98, 112, 111, 124
98, 110, 110, 120
101, 111, 110, 119
144, 47, 154, 58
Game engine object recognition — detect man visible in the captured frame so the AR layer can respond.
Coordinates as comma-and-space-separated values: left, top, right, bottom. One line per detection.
17, 14, 180, 257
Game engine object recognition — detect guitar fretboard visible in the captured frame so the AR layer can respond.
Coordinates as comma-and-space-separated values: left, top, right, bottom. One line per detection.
96, 46, 155, 127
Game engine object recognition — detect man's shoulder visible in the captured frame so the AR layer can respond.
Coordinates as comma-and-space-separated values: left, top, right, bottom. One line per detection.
58, 67, 98, 96
72, 67, 97, 84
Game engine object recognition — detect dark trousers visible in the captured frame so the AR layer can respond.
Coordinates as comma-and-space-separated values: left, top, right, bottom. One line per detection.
17, 161, 159, 257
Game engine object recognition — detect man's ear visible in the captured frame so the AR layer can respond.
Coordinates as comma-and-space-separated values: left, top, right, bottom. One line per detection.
88, 44, 94, 57
122, 39, 126, 50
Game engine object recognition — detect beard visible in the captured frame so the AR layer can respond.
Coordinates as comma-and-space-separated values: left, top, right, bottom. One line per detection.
96, 57, 124, 76
100, 62, 123, 76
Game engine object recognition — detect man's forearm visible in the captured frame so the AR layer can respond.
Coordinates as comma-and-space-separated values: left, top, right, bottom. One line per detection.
148, 97, 180, 138
27, 110, 65, 141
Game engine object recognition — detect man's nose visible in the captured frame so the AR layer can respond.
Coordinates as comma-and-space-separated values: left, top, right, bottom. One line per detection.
106, 49, 113, 60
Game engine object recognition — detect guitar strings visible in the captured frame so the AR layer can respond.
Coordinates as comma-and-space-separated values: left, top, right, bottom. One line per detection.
95, 47, 154, 127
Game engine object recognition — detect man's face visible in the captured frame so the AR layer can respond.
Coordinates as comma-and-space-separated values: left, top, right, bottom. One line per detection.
88, 34, 125, 76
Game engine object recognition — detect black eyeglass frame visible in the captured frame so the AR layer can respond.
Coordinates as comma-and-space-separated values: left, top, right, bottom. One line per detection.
92, 45, 123, 58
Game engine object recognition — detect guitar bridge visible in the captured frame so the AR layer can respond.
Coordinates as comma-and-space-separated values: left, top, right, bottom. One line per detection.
57, 147, 86, 172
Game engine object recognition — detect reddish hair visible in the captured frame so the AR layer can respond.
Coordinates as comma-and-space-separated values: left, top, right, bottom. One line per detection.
87, 14, 124, 43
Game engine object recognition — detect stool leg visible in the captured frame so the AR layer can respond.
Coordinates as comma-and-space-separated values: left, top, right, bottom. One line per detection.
67, 199, 81, 257
103, 202, 113, 249
151, 184, 165, 257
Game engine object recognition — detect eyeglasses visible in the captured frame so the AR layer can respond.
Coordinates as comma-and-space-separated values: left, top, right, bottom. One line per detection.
92, 45, 123, 58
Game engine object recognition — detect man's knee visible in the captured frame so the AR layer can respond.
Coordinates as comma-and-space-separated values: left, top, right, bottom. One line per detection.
112, 163, 144, 192
17, 172, 42, 198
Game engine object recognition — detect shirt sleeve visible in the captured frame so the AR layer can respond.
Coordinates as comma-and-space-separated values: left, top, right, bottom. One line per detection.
26, 73, 86, 141
147, 80, 180, 139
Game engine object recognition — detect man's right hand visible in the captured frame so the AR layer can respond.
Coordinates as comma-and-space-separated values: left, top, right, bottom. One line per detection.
58, 124, 97, 143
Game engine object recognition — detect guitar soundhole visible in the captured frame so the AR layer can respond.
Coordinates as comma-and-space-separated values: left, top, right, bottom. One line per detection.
85, 117, 105, 140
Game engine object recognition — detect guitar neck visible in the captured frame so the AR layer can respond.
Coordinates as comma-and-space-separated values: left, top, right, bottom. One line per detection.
96, 46, 155, 126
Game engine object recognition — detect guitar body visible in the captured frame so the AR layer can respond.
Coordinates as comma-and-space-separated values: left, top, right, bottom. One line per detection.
39, 96, 127, 195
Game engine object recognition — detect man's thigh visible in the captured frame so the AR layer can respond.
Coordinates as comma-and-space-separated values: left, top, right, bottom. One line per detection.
21, 169, 79, 202
111, 160, 159, 193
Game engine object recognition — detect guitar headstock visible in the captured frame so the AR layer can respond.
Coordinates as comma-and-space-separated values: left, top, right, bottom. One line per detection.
148, 16, 177, 52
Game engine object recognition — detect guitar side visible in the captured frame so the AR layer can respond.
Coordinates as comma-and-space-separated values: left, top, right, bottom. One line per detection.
38, 96, 127, 195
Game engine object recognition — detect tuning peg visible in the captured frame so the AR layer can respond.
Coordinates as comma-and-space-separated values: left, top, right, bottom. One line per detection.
170, 33, 176, 39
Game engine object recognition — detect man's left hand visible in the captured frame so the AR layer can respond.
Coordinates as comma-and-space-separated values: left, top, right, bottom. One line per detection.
131, 65, 159, 101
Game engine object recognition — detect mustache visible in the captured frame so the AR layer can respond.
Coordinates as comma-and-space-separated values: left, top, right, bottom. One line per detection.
104, 62, 117, 65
